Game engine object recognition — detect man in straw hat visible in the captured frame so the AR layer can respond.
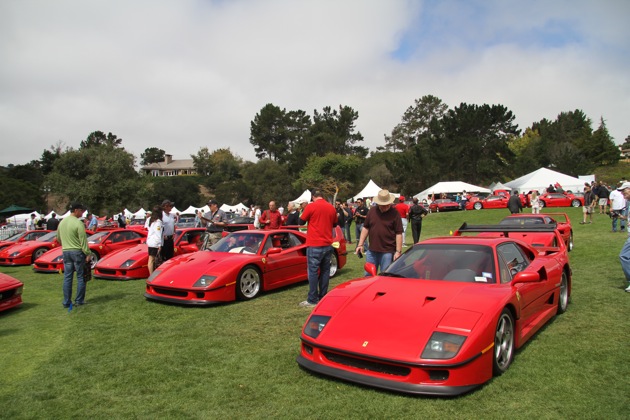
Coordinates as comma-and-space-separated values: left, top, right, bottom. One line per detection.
355, 189, 403, 273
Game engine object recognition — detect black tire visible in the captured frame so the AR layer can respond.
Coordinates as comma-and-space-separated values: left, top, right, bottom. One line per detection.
493, 308, 515, 376
474, 202, 483, 210
89, 251, 99, 269
236, 265, 262, 300
571, 199, 581, 207
568, 231, 574, 252
539, 201, 546, 208
557, 272, 569, 314
329, 252, 339, 278
32, 247, 48, 262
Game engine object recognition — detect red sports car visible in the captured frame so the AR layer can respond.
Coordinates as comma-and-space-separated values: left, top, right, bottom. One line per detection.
93, 228, 205, 280
429, 199, 461, 212
499, 213, 573, 251
0, 231, 62, 266
297, 225, 571, 396
33, 228, 147, 273
0, 272, 24, 312
466, 195, 510, 210
0, 230, 51, 252
538, 192, 584, 208
145, 227, 347, 305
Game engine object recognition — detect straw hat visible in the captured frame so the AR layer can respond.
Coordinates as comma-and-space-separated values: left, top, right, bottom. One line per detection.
373, 189, 395, 206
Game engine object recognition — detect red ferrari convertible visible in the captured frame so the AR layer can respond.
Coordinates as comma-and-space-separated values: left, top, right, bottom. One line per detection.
297, 225, 571, 396
0, 272, 24, 312
33, 228, 147, 273
499, 213, 573, 251
145, 228, 347, 305
466, 195, 509, 210
93, 228, 205, 280
0, 230, 50, 252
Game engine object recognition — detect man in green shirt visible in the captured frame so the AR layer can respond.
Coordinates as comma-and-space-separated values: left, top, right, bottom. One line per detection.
57, 203, 91, 308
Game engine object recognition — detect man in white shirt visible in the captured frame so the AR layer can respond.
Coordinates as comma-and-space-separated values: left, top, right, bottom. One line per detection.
26, 214, 36, 231
609, 184, 627, 232
161, 200, 176, 260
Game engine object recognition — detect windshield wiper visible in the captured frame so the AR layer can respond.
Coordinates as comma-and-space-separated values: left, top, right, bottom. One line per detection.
379, 272, 405, 278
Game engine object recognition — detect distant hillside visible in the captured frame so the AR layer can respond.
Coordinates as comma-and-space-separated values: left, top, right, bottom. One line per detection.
593, 161, 630, 186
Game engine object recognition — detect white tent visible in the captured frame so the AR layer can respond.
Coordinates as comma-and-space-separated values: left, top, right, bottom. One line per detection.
291, 190, 312, 204
353, 180, 382, 201
220, 203, 248, 214
132, 208, 147, 219
504, 168, 585, 194
180, 205, 200, 215
123, 208, 134, 218
414, 181, 491, 202
7, 212, 41, 226
488, 181, 512, 192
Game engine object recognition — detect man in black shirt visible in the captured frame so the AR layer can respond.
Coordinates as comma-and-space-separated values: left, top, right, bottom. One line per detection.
408, 198, 429, 244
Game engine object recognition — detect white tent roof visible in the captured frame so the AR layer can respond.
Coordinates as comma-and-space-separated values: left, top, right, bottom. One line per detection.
353, 179, 382, 201
490, 181, 512, 192
180, 205, 201, 215
291, 190, 312, 204
132, 208, 147, 219
123, 208, 134, 218
7, 212, 41, 225
504, 168, 585, 194
220, 203, 248, 213
414, 181, 491, 201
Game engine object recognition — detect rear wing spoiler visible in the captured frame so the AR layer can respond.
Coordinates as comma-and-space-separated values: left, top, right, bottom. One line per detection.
453, 222, 557, 236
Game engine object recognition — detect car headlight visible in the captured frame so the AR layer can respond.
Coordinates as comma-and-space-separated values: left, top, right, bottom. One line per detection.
147, 269, 162, 282
421, 332, 466, 359
121, 259, 135, 268
10, 252, 21, 257
53, 256, 63, 263
15, 286, 23, 296
303, 315, 331, 339
193, 275, 216, 288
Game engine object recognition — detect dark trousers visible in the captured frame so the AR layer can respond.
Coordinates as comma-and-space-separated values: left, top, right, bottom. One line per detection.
162, 236, 174, 260
411, 220, 423, 244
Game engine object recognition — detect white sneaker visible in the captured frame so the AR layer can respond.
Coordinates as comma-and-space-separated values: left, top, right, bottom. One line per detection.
625, 285, 630, 293
299, 300, 316, 308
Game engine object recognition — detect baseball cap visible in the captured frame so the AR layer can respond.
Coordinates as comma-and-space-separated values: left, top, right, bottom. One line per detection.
207, 199, 219, 206
70, 203, 85, 211
162, 199, 174, 206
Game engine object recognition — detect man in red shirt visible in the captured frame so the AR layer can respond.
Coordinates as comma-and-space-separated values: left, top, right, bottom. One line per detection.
258, 201, 283, 230
394, 195, 410, 246
298, 190, 337, 308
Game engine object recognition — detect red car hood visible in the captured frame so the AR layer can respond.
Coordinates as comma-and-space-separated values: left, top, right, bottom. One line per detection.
0, 272, 23, 289
96, 244, 146, 267
313, 277, 506, 360
150, 251, 258, 287
0, 241, 52, 256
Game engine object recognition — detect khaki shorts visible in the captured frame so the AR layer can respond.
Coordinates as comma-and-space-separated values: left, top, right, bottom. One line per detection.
583, 206, 592, 214
598, 198, 608, 206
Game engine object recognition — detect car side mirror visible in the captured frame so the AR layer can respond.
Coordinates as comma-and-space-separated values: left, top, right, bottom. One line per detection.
364, 262, 377, 277
267, 247, 282, 255
512, 271, 540, 284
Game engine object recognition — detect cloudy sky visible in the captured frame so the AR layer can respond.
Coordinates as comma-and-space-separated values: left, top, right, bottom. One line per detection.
1, 0, 628, 167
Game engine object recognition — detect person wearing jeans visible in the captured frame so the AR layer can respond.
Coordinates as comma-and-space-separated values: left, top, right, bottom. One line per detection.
299, 190, 338, 308
57, 202, 91, 308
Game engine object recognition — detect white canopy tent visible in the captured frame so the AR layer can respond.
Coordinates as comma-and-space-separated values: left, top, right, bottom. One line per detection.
291, 190, 312, 204
504, 168, 585, 194
180, 205, 201, 215
220, 203, 248, 214
132, 208, 147, 219
353, 180, 382, 201
414, 181, 491, 202
488, 181, 512, 192
7, 212, 41, 226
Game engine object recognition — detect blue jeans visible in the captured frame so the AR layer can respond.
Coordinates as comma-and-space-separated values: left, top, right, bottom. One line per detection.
63, 250, 87, 306
612, 208, 626, 232
344, 223, 352, 242
306, 246, 332, 304
365, 250, 393, 275
355, 223, 364, 245
619, 236, 630, 282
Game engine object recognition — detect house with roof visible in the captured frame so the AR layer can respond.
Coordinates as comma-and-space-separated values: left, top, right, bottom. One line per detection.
141, 154, 196, 176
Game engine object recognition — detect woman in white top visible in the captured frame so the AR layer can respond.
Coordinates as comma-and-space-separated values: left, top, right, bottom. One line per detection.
146, 205, 164, 274
530, 191, 540, 214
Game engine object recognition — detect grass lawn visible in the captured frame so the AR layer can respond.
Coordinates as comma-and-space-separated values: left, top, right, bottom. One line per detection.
1, 208, 629, 419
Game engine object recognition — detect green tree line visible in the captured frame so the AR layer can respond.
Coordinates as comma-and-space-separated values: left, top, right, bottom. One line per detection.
0, 97, 623, 215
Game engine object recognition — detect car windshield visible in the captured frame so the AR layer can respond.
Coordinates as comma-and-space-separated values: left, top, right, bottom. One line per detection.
129, 219, 145, 225
88, 232, 108, 244
209, 232, 265, 254
500, 217, 545, 225
37, 231, 57, 242
5, 232, 25, 242
383, 243, 496, 283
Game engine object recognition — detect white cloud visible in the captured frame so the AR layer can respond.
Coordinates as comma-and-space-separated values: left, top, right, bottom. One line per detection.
1, 0, 628, 167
